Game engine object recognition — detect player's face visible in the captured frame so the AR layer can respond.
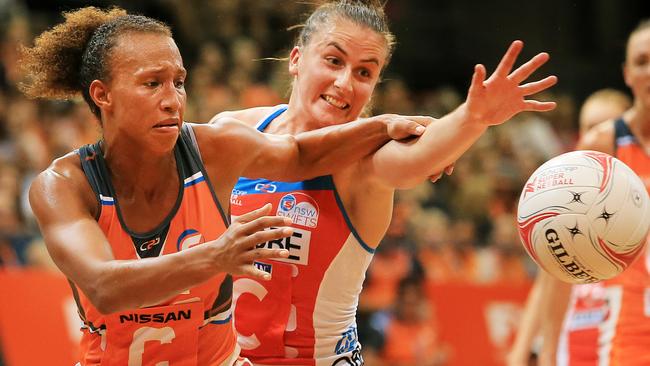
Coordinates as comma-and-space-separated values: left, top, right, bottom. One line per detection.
289, 19, 388, 128
103, 32, 187, 154
624, 27, 650, 109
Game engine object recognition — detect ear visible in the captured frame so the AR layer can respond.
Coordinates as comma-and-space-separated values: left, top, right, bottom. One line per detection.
288, 46, 301, 76
89, 79, 111, 112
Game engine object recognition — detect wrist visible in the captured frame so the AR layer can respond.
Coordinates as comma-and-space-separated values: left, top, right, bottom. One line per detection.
183, 243, 220, 278
455, 103, 489, 131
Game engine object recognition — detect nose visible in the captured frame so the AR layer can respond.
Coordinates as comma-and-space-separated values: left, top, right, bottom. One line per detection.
333, 67, 353, 95
160, 83, 183, 113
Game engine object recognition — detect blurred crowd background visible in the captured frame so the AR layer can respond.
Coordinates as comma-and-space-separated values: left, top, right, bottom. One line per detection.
1, 0, 649, 365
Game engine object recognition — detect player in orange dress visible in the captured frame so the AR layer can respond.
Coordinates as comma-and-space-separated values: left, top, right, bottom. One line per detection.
19, 6, 427, 365
508, 19, 650, 366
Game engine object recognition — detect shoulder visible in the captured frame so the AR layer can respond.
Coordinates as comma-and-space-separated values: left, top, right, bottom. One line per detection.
188, 118, 261, 151
209, 106, 279, 127
185, 119, 266, 181
30, 151, 97, 219
33, 151, 86, 192
576, 119, 615, 155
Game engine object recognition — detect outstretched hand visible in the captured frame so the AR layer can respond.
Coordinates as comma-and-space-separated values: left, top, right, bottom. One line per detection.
211, 203, 292, 280
465, 40, 557, 126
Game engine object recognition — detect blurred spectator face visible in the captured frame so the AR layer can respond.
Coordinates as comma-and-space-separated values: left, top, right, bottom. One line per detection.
231, 37, 261, 74
579, 91, 630, 135
396, 282, 425, 323
624, 27, 650, 106
0, 163, 20, 233
288, 18, 388, 128
379, 79, 414, 115
579, 101, 624, 134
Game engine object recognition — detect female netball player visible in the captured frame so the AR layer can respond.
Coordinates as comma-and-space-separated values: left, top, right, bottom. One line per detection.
216, 1, 558, 364
20, 6, 426, 365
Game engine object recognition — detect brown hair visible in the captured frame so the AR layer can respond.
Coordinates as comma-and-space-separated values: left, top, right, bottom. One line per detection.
19, 6, 171, 120
625, 18, 650, 62
296, 0, 395, 67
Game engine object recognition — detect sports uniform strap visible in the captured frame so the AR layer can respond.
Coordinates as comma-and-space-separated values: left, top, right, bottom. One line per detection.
614, 117, 633, 140
254, 104, 288, 132
179, 123, 230, 225
614, 117, 636, 154
78, 143, 114, 206
177, 124, 206, 179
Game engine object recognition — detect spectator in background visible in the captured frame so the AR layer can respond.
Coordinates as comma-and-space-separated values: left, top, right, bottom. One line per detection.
379, 276, 449, 366
578, 88, 632, 136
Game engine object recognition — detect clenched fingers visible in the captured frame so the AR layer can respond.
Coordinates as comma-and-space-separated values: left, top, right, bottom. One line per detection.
386, 116, 427, 140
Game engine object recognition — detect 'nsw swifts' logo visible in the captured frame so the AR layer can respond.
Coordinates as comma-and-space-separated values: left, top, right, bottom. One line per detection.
177, 229, 205, 251
277, 192, 319, 228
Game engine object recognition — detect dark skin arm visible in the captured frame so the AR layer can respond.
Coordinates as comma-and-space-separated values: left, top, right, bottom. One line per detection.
30, 154, 292, 314
205, 114, 426, 182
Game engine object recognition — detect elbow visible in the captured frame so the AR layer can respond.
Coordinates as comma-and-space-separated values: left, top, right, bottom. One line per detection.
86, 285, 116, 315
93, 297, 116, 316
84, 278, 128, 315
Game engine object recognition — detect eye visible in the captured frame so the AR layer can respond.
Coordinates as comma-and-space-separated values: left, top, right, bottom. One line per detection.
358, 68, 372, 78
144, 81, 160, 87
326, 57, 342, 66
174, 79, 185, 88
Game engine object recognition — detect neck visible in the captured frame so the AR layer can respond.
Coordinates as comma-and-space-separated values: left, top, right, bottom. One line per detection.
280, 95, 341, 134
275, 106, 315, 134
101, 138, 178, 199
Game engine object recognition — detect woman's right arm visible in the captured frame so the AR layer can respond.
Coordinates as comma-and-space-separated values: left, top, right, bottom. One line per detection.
29, 159, 291, 314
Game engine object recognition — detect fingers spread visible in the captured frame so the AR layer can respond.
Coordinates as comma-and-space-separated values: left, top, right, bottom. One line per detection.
240, 215, 293, 235
242, 265, 272, 281
508, 52, 550, 84
242, 248, 290, 265
468, 64, 487, 95
492, 40, 524, 78
242, 227, 294, 248
519, 75, 558, 96
233, 203, 273, 224
523, 100, 557, 112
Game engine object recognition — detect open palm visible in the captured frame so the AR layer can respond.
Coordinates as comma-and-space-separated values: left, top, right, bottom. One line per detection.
466, 40, 557, 126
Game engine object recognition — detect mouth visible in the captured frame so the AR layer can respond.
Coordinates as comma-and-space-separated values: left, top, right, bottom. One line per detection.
321, 95, 350, 110
153, 119, 180, 130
